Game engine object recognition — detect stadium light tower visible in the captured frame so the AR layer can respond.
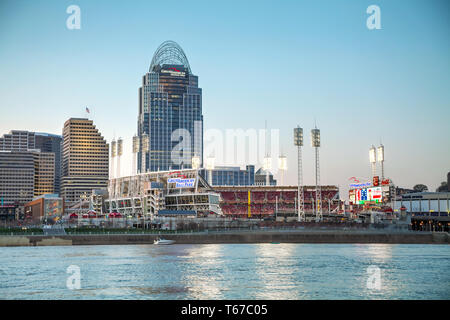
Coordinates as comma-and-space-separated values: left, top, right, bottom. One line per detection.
206, 157, 215, 186
141, 134, 149, 172
369, 145, 377, 178
111, 139, 116, 179
132, 135, 139, 176
294, 126, 305, 222
311, 127, 322, 222
117, 138, 123, 178
263, 157, 272, 186
191, 154, 201, 170
278, 155, 287, 186
377, 144, 385, 180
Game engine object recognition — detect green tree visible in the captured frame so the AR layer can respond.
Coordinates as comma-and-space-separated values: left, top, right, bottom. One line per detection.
436, 181, 448, 192
413, 184, 428, 192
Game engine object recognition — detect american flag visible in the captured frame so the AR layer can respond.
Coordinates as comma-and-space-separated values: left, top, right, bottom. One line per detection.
86, 107, 90, 113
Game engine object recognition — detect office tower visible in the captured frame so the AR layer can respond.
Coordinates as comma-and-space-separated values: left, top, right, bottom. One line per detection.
33, 152, 55, 197
137, 40, 203, 172
255, 168, 277, 186
0, 149, 56, 217
0, 130, 35, 150
0, 151, 35, 214
35, 133, 62, 194
60, 118, 109, 210
0, 130, 62, 195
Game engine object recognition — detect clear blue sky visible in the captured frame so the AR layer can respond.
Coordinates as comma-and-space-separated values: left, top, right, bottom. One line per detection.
0, 0, 449, 195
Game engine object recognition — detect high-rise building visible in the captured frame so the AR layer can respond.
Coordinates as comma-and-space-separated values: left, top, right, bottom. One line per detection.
138, 40, 203, 173
33, 152, 55, 197
60, 118, 109, 210
0, 130, 62, 195
0, 130, 35, 150
0, 150, 56, 210
0, 151, 35, 214
254, 168, 277, 186
35, 133, 62, 194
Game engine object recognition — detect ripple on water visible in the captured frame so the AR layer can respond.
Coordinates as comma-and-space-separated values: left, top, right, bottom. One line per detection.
0, 244, 449, 299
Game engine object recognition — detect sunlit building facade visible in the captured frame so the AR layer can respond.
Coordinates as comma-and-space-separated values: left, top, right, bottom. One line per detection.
61, 118, 109, 210
33, 151, 55, 197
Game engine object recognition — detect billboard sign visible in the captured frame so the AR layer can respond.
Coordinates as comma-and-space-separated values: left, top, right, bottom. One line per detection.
350, 186, 383, 204
349, 182, 371, 188
168, 178, 195, 188
368, 187, 382, 201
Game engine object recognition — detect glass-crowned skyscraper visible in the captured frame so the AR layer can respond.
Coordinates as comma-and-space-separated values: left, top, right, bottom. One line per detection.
138, 41, 203, 173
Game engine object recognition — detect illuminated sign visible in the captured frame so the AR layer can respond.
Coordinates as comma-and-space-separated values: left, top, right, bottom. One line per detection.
373, 176, 379, 186
168, 178, 195, 188
381, 179, 390, 186
368, 187, 382, 201
349, 182, 371, 188
350, 186, 383, 204
349, 189, 356, 204
168, 171, 187, 179
161, 68, 185, 77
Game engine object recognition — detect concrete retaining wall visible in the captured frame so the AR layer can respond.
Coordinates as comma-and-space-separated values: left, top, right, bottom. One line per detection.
0, 231, 448, 247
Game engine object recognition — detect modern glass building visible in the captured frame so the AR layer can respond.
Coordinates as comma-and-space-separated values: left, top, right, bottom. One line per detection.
199, 165, 255, 186
138, 40, 203, 173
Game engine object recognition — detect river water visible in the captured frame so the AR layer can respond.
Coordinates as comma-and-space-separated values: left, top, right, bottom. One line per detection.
0, 244, 448, 299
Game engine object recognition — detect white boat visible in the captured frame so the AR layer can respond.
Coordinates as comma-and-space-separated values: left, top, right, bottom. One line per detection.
153, 237, 175, 245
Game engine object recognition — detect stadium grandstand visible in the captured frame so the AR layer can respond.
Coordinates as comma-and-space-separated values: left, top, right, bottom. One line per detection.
214, 186, 341, 221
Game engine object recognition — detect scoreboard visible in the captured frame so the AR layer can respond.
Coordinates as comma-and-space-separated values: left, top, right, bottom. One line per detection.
349, 186, 383, 204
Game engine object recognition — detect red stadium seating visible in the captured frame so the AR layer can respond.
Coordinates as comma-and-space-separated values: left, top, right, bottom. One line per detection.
218, 188, 340, 216
235, 192, 248, 201
251, 192, 266, 203
266, 191, 280, 201
221, 192, 236, 202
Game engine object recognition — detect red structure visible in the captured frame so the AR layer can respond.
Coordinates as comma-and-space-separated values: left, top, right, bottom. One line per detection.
214, 186, 340, 217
